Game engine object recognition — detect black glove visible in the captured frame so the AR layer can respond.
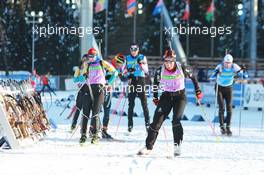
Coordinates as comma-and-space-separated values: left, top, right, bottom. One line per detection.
128, 68, 135, 72
128, 74, 134, 79
153, 98, 159, 106
215, 69, 222, 75
240, 64, 247, 70
137, 59, 144, 64
119, 74, 128, 82
83, 73, 88, 78
105, 74, 111, 80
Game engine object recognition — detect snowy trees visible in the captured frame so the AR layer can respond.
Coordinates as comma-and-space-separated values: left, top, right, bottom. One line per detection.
0, 0, 263, 74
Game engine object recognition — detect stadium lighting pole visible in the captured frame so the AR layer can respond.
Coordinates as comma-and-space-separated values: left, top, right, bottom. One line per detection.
25, 11, 43, 73
250, 0, 257, 75
132, 3, 143, 44
237, 2, 245, 58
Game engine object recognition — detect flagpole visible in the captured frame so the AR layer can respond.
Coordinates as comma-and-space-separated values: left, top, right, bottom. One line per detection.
104, 0, 109, 58
133, 2, 137, 43
186, 19, 189, 59
211, 20, 214, 59
211, 1, 215, 59
160, 13, 164, 56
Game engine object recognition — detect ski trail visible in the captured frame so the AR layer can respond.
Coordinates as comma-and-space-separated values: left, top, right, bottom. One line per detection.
129, 159, 138, 175
145, 159, 152, 172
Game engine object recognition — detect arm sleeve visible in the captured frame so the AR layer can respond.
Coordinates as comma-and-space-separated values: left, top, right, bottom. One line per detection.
102, 60, 118, 85
138, 56, 149, 75
210, 64, 221, 80
233, 63, 248, 78
119, 63, 129, 82
153, 66, 162, 99
181, 64, 200, 92
81, 62, 88, 75
73, 67, 86, 83
233, 63, 243, 74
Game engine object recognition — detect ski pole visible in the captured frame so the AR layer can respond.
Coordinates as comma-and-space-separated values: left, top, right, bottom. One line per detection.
59, 99, 72, 117
197, 99, 221, 143
112, 92, 125, 116
108, 91, 125, 125
61, 83, 86, 117
197, 99, 217, 136
261, 105, 264, 131
213, 82, 219, 128
238, 76, 244, 136
162, 125, 171, 158
115, 96, 127, 136
66, 105, 77, 120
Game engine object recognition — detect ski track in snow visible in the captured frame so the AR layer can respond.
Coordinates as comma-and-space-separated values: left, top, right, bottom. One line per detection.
1, 91, 264, 175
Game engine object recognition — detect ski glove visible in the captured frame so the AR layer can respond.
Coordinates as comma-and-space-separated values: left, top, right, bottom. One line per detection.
240, 64, 247, 70
128, 68, 135, 72
105, 85, 112, 92
153, 98, 159, 106
209, 75, 216, 81
195, 90, 203, 101
210, 69, 221, 81
128, 74, 134, 79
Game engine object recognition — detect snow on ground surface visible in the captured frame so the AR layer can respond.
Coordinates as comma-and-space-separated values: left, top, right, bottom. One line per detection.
1, 91, 264, 175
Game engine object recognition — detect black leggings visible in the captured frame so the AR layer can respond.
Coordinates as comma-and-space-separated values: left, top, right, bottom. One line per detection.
71, 84, 87, 127
81, 84, 104, 136
217, 85, 233, 127
146, 91, 186, 150
127, 77, 150, 128
102, 91, 112, 128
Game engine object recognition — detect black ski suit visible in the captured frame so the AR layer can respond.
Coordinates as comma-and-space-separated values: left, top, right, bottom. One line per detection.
217, 85, 233, 127
126, 54, 150, 130
81, 84, 105, 135
71, 83, 88, 127
211, 63, 245, 128
127, 76, 150, 129
145, 63, 201, 150
81, 60, 117, 136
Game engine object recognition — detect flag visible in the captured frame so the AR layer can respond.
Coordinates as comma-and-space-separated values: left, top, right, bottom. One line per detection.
205, 0, 215, 22
152, 0, 164, 16
95, 0, 108, 13
182, 0, 190, 20
127, 0, 137, 16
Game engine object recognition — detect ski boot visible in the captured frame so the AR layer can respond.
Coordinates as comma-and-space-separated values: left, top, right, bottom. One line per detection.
70, 124, 76, 133
89, 126, 95, 138
128, 126, 133, 133
137, 147, 152, 155
79, 134, 87, 145
220, 125, 226, 135
91, 134, 99, 144
174, 143, 181, 157
226, 126, 232, 136
102, 129, 113, 139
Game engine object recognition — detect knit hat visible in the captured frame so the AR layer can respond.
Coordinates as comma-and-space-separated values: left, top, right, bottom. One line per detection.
163, 49, 176, 62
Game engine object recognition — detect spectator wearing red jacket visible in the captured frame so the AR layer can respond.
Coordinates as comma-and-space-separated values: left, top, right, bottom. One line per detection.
40, 72, 56, 96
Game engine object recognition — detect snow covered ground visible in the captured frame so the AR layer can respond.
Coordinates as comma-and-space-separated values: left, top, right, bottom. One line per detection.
1, 91, 264, 175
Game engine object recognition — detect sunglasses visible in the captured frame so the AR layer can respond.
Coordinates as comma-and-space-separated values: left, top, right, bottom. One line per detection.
164, 58, 174, 63
130, 47, 139, 52
165, 60, 174, 63
88, 54, 96, 58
